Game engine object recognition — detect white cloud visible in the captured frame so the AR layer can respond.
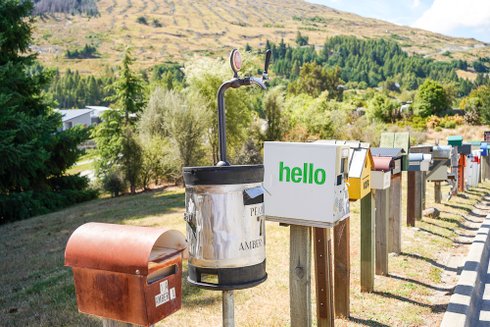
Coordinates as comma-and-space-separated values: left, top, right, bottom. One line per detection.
413, 0, 490, 36
411, 0, 421, 8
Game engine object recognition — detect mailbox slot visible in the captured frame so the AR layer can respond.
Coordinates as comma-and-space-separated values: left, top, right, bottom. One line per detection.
65, 223, 186, 327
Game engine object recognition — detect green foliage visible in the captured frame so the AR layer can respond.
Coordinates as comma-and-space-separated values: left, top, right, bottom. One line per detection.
65, 44, 98, 59
46, 69, 115, 108
263, 86, 287, 141
462, 84, 490, 124
150, 62, 185, 91
0, 0, 92, 222
288, 62, 344, 100
137, 16, 148, 25
413, 79, 451, 117
140, 137, 180, 189
267, 36, 471, 94
105, 48, 146, 125
295, 31, 309, 46
121, 127, 143, 194
92, 110, 125, 177
367, 93, 399, 123
101, 171, 125, 197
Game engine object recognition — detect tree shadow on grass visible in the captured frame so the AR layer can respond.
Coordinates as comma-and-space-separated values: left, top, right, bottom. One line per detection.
388, 273, 454, 293
372, 291, 447, 313
349, 316, 390, 327
418, 227, 472, 245
423, 220, 477, 234
399, 252, 458, 273
444, 203, 472, 213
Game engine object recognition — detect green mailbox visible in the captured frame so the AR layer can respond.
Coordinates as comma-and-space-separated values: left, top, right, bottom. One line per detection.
380, 132, 410, 171
448, 135, 463, 147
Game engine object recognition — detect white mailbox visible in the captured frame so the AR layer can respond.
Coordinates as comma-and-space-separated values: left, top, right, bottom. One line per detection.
371, 157, 393, 190
264, 142, 350, 227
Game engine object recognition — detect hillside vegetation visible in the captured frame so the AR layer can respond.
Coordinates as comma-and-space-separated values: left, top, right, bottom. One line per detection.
32, 0, 490, 74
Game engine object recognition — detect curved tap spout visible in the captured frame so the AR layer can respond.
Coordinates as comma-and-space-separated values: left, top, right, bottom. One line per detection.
249, 77, 267, 90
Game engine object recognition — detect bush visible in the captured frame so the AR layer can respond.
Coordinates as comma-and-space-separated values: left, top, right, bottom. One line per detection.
426, 115, 463, 129
0, 176, 98, 223
137, 16, 148, 25
102, 171, 126, 197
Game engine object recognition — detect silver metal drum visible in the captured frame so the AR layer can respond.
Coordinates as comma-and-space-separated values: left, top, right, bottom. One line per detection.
183, 165, 267, 290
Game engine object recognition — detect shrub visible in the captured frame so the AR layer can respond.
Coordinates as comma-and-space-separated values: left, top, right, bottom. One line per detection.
102, 171, 126, 197
137, 16, 148, 25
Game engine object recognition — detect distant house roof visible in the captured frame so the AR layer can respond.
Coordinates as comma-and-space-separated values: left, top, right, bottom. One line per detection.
86, 106, 111, 117
57, 109, 94, 122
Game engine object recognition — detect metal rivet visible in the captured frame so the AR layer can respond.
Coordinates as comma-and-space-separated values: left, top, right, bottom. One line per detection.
136, 269, 140, 275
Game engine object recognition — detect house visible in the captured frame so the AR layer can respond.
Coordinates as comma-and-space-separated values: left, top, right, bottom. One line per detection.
57, 109, 94, 131
85, 106, 111, 124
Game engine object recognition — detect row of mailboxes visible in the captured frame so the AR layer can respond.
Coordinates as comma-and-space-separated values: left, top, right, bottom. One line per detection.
65, 223, 187, 326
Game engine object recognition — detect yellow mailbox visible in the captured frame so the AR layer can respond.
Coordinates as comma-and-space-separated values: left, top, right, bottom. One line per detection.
317, 140, 373, 200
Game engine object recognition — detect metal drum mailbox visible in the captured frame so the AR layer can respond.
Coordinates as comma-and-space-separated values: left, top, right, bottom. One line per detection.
183, 165, 267, 289
408, 153, 432, 171
183, 49, 271, 293
371, 157, 392, 190
64, 223, 187, 326
380, 132, 410, 171
264, 141, 350, 227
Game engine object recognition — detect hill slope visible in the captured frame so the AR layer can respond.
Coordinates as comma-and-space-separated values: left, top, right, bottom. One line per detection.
32, 0, 490, 74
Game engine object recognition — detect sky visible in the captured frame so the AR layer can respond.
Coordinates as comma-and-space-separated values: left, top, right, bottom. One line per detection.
306, 0, 490, 43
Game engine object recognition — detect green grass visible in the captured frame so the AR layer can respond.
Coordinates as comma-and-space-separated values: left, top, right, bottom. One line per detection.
1, 180, 490, 326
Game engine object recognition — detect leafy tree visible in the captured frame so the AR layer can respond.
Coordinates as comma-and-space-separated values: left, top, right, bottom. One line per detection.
413, 79, 451, 117
288, 62, 344, 100
367, 94, 399, 123
295, 31, 309, 46
462, 85, 490, 124
0, 0, 94, 222
121, 127, 142, 194
263, 86, 286, 141
106, 48, 146, 124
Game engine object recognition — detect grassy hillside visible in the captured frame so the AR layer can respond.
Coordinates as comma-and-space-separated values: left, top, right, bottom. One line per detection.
32, 0, 490, 74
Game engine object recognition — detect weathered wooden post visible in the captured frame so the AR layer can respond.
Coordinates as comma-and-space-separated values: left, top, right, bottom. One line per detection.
379, 133, 410, 253
359, 193, 374, 292
407, 153, 431, 226
264, 142, 350, 327
481, 141, 489, 181
434, 181, 442, 203
313, 227, 334, 327
371, 156, 393, 276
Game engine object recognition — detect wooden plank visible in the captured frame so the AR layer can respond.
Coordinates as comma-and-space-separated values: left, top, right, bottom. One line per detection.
388, 174, 402, 253
434, 181, 442, 204
102, 320, 136, 327
407, 171, 416, 227
415, 171, 423, 221
375, 188, 389, 276
334, 217, 350, 317
313, 228, 334, 327
290, 225, 312, 327
360, 193, 374, 292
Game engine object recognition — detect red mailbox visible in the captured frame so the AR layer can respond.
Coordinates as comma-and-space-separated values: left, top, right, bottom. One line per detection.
65, 223, 187, 326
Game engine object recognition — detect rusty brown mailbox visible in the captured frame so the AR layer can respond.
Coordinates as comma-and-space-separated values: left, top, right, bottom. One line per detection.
65, 223, 187, 326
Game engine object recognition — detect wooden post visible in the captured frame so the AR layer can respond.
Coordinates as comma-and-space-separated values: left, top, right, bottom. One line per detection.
388, 174, 402, 253
434, 181, 442, 204
375, 188, 389, 276
290, 225, 312, 327
421, 172, 426, 210
360, 193, 374, 292
102, 320, 135, 327
313, 228, 334, 327
416, 171, 423, 221
334, 217, 350, 317
407, 171, 416, 227
458, 155, 465, 192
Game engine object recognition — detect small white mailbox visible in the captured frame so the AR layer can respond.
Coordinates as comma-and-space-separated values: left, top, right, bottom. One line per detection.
264, 142, 350, 227
371, 157, 393, 190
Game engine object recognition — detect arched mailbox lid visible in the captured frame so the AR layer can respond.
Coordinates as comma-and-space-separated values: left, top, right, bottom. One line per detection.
65, 223, 187, 275
448, 135, 463, 147
372, 157, 394, 172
